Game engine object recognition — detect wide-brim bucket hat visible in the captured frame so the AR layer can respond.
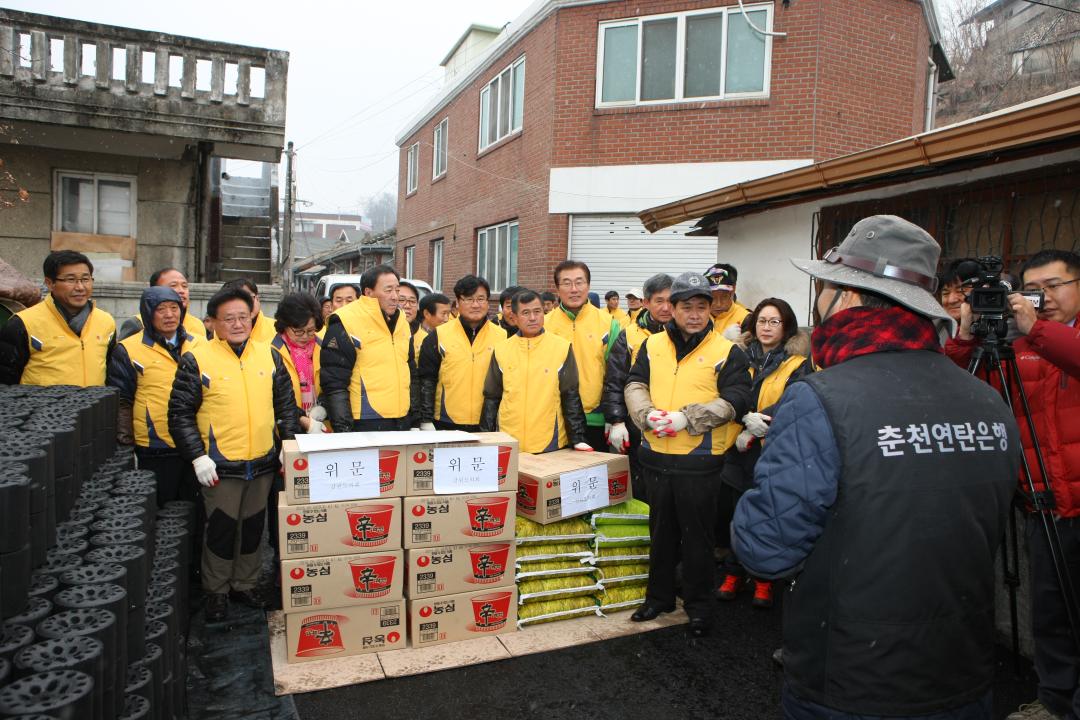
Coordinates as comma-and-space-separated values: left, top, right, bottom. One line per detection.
791, 215, 956, 339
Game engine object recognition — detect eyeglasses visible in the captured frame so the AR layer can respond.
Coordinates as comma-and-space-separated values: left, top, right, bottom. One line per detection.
1024, 278, 1080, 293
287, 326, 318, 339
54, 275, 93, 286
460, 296, 489, 305
398, 297, 418, 306
756, 318, 782, 327
219, 314, 251, 326
558, 279, 588, 289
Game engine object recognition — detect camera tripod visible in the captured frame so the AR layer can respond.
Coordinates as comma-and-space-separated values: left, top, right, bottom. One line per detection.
968, 317, 1080, 672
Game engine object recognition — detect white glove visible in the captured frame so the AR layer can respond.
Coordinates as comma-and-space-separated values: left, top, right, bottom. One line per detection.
735, 430, 756, 453
742, 412, 772, 438
193, 455, 218, 488
308, 405, 327, 423
649, 410, 688, 437
307, 420, 326, 434
604, 423, 612, 442
409, 427, 420, 432
573, 443, 594, 452
646, 410, 668, 431
419, 422, 436, 432
607, 422, 630, 453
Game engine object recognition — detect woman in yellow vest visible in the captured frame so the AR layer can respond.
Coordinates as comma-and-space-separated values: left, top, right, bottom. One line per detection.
168, 286, 300, 622
480, 290, 591, 453
0, 250, 116, 387
716, 298, 813, 610
270, 292, 326, 431
624, 272, 752, 637
418, 276, 507, 431
108, 286, 200, 506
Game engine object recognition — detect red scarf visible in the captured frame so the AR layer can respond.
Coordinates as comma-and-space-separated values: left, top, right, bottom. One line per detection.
811, 306, 942, 369
282, 333, 316, 411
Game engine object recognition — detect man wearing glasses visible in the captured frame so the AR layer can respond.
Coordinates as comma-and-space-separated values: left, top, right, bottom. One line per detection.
948, 249, 1080, 720
0, 250, 116, 386
545, 260, 620, 451
417, 275, 506, 432
168, 286, 300, 622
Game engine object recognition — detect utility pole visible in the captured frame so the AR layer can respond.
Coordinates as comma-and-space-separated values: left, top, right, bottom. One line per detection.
282, 141, 295, 290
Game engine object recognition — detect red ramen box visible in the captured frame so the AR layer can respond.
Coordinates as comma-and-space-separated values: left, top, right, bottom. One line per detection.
403, 491, 516, 549
404, 432, 520, 495
281, 436, 408, 505
286, 599, 406, 664
278, 496, 402, 560
517, 450, 631, 524
405, 542, 516, 599
281, 549, 404, 613
407, 586, 518, 647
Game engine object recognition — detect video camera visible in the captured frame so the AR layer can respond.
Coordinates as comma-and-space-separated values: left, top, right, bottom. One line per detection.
956, 256, 1043, 318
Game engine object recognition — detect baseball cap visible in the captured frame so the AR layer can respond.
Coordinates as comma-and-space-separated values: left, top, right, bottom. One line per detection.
704, 264, 735, 291
668, 272, 713, 304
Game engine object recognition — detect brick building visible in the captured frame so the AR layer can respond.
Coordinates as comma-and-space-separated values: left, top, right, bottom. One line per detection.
394, 0, 950, 297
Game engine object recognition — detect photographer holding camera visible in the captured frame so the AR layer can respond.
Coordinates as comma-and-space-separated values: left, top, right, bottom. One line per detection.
947, 249, 1080, 720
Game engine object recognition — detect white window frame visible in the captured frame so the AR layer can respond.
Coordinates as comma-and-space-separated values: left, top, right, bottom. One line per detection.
405, 245, 415, 278
594, 3, 773, 108
478, 56, 525, 152
406, 142, 419, 194
476, 220, 519, 292
432, 118, 449, 180
53, 170, 138, 237
431, 239, 444, 291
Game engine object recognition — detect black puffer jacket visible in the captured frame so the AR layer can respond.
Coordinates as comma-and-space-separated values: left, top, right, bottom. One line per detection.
601, 310, 664, 424
168, 342, 300, 480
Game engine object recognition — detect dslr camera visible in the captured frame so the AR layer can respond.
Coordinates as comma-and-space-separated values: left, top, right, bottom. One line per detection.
958, 256, 1043, 318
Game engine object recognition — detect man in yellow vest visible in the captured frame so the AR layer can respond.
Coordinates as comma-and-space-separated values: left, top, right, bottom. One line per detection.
417, 276, 506, 432
601, 273, 673, 502
109, 286, 201, 506
626, 289, 644, 323
411, 291, 451, 423
604, 290, 630, 328
118, 267, 208, 341
221, 278, 277, 344
545, 261, 621, 450
168, 286, 300, 622
624, 271, 751, 637
321, 264, 414, 432
0, 250, 116, 387
480, 289, 590, 453
706, 263, 750, 340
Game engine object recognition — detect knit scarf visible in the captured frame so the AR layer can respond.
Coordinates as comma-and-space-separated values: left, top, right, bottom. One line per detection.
282, 333, 316, 411
811, 306, 941, 369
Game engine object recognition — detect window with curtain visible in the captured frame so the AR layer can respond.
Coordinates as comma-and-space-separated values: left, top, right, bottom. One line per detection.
479, 57, 525, 151
56, 172, 135, 236
476, 221, 519, 291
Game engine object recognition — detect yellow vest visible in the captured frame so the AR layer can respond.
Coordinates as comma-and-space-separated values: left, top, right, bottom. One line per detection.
189, 337, 277, 463
623, 322, 654, 366
544, 303, 614, 415
492, 331, 570, 454
435, 320, 507, 426
270, 334, 321, 409
604, 308, 630, 329
627, 308, 644, 324
335, 296, 411, 420
250, 312, 277, 344
412, 326, 428, 361
119, 330, 199, 449
712, 302, 750, 335
642, 330, 740, 456
18, 298, 116, 387
754, 354, 807, 412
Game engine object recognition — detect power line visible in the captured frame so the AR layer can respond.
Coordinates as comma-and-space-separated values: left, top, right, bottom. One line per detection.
1024, 0, 1080, 15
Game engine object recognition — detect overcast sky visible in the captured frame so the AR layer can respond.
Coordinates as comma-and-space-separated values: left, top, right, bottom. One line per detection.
14, 0, 972, 218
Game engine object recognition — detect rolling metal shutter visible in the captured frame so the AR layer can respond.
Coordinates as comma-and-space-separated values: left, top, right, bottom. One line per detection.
569, 215, 718, 296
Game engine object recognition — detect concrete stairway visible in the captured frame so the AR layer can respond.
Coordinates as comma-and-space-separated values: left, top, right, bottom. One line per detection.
220, 176, 273, 283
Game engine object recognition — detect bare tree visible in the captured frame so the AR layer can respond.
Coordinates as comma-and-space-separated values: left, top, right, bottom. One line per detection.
0, 125, 30, 211
364, 192, 397, 233
936, 0, 1080, 126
